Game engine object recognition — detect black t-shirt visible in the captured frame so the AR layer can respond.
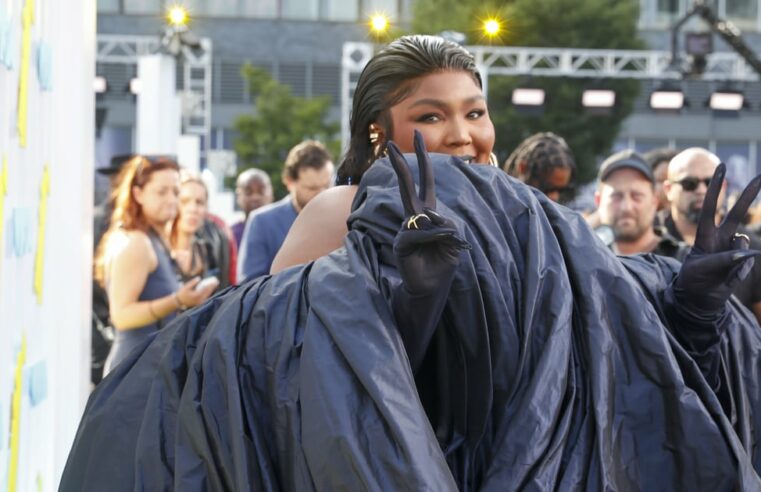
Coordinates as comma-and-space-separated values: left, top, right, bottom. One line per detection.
662, 212, 761, 309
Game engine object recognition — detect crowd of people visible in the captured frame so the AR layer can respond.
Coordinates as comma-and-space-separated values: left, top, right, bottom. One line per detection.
73, 34, 761, 490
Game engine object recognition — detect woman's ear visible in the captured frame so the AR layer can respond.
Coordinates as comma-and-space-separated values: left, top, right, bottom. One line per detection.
132, 186, 144, 206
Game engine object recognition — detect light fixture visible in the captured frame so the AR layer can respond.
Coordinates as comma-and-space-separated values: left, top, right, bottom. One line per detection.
369, 13, 390, 35
582, 89, 616, 108
93, 76, 108, 94
483, 18, 501, 38
512, 88, 545, 106
511, 88, 545, 115
708, 91, 744, 111
166, 5, 189, 27
129, 78, 142, 95
649, 89, 684, 111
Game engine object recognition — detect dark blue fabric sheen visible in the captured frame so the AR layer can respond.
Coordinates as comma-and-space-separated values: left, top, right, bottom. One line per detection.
60, 155, 761, 491
104, 231, 180, 373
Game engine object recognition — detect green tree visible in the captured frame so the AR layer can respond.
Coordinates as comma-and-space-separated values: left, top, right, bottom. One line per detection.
412, 0, 644, 184
234, 64, 340, 199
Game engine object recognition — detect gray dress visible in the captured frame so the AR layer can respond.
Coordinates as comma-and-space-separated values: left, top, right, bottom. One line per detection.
103, 230, 179, 374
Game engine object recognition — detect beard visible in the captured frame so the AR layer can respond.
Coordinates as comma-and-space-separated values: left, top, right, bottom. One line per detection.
684, 206, 702, 224
612, 215, 648, 243
679, 198, 703, 224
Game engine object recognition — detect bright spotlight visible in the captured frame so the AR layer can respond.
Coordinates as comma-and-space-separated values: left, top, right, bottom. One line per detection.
649, 90, 684, 111
166, 5, 189, 27
129, 78, 142, 95
93, 76, 108, 94
709, 91, 744, 111
582, 90, 616, 108
483, 18, 501, 37
369, 14, 389, 34
512, 88, 545, 106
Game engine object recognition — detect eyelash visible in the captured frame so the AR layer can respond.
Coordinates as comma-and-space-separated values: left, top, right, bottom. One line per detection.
415, 109, 485, 123
416, 113, 441, 123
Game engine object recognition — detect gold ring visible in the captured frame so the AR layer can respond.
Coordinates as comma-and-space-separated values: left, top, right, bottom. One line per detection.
734, 232, 751, 243
406, 213, 430, 230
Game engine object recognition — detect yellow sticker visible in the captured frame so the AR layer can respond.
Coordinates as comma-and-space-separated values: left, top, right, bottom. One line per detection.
8, 336, 27, 492
34, 165, 49, 304
16, 0, 35, 147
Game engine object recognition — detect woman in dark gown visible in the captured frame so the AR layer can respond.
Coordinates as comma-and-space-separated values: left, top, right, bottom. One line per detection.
62, 36, 761, 491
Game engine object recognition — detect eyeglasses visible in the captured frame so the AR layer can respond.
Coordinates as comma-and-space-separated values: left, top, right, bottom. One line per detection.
673, 176, 712, 192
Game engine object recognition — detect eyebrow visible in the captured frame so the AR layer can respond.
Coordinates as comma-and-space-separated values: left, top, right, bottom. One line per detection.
408, 95, 485, 109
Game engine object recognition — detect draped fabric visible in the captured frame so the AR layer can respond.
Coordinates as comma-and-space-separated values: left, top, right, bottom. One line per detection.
60, 155, 761, 491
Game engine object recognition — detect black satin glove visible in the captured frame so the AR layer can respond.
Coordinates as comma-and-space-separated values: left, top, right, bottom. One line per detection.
671, 164, 761, 320
665, 164, 761, 394
387, 131, 470, 372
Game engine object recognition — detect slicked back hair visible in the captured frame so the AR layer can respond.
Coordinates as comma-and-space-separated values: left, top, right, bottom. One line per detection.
337, 35, 483, 185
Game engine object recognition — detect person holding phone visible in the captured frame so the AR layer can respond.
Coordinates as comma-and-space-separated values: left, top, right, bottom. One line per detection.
171, 172, 220, 289
94, 157, 217, 375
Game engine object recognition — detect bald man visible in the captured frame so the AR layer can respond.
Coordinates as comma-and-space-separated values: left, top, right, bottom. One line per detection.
662, 147, 761, 323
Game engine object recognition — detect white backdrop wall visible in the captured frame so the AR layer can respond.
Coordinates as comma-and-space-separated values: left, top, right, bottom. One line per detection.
0, 0, 94, 490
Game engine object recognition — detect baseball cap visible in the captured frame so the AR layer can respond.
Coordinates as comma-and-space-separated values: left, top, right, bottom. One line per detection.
597, 149, 654, 183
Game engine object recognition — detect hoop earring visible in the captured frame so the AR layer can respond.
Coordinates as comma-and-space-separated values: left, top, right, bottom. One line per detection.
489, 152, 499, 167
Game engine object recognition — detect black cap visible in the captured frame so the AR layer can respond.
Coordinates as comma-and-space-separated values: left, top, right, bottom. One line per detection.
97, 154, 136, 176
598, 149, 654, 183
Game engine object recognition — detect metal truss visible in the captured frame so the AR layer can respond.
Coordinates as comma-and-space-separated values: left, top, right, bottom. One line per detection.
96, 34, 212, 154
340, 41, 759, 148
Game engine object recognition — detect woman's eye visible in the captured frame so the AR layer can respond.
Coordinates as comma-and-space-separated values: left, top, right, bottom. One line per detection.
467, 109, 486, 119
416, 113, 441, 123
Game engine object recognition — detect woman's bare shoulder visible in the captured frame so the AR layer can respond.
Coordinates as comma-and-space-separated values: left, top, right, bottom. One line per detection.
108, 229, 151, 256
271, 185, 357, 274
105, 229, 157, 273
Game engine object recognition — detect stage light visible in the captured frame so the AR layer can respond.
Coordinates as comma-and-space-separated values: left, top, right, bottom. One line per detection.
708, 91, 744, 111
93, 76, 108, 94
369, 14, 389, 34
129, 78, 142, 95
512, 88, 545, 106
483, 18, 501, 38
166, 5, 189, 27
582, 89, 616, 108
649, 89, 684, 111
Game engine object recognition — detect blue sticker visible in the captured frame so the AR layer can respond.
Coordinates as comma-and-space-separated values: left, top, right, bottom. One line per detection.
1, 23, 17, 70
9, 208, 34, 257
28, 361, 47, 407
36, 42, 52, 91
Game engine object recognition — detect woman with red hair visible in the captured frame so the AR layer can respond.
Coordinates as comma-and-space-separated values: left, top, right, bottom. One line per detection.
94, 156, 216, 374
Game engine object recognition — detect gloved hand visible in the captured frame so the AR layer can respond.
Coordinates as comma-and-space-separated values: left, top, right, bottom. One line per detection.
387, 130, 470, 371
672, 163, 761, 317
666, 164, 761, 398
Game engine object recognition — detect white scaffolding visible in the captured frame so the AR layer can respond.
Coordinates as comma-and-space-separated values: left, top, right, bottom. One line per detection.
340, 41, 760, 148
96, 34, 213, 156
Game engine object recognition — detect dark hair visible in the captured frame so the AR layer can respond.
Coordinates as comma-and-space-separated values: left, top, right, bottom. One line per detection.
336, 35, 483, 185
503, 132, 576, 184
283, 140, 333, 181
642, 147, 679, 171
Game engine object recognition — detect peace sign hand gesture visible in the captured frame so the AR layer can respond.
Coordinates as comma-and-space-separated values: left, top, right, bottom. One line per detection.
673, 164, 761, 315
387, 130, 470, 296
386, 131, 469, 371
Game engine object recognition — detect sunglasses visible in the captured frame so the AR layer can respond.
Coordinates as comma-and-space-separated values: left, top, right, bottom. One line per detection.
673, 176, 712, 192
